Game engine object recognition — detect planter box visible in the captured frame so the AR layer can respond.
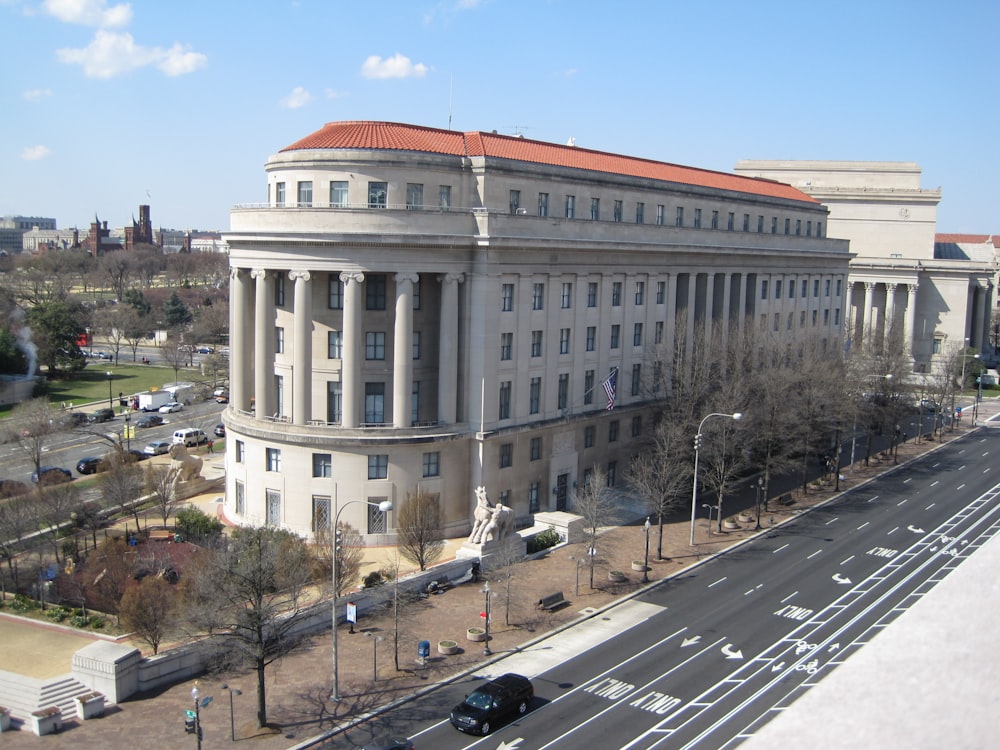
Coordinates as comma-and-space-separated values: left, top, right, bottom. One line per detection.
608, 571, 626, 583
466, 628, 486, 642
438, 640, 459, 655
0, 707, 10, 732
75, 691, 106, 720
631, 561, 647, 572
723, 520, 739, 530
30, 706, 61, 736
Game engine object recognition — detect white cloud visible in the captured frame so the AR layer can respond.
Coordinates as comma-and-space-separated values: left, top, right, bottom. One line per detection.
43, 0, 132, 28
361, 53, 428, 80
324, 88, 347, 99
22, 145, 51, 160
280, 86, 313, 109
56, 30, 205, 78
23, 88, 54, 100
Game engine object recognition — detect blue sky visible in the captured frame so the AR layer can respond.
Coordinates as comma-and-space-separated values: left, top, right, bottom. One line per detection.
2, 0, 997, 234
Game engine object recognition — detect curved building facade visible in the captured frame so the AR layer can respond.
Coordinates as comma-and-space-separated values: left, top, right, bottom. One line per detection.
223, 121, 851, 541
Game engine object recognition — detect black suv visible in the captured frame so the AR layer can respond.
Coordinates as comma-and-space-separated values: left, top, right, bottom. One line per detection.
88, 408, 115, 423
449, 673, 533, 735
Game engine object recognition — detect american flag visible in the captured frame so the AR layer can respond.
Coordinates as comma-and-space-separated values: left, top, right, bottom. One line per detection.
603, 369, 617, 411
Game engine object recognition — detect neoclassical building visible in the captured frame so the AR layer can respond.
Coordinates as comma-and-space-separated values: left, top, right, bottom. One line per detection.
734, 161, 995, 371
222, 121, 850, 541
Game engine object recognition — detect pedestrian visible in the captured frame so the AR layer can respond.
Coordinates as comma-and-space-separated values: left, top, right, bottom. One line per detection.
207, 439, 214, 454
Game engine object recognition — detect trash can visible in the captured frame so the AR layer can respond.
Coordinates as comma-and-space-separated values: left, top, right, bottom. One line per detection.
418, 640, 430, 660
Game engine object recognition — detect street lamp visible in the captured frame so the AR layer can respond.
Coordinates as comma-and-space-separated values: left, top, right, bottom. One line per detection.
123, 411, 131, 452
106, 371, 113, 408
689, 412, 744, 545
642, 516, 651, 583
482, 580, 492, 656
191, 682, 203, 750
702, 503, 719, 536
754, 476, 764, 531
365, 633, 384, 682
221, 683, 241, 742
330, 498, 392, 702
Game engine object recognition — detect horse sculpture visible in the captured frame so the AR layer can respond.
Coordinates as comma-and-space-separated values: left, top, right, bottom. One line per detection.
468, 485, 514, 544
168, 443, 203, 483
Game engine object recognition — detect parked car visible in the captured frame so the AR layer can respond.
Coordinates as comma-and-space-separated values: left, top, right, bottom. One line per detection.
94, 351, 113, 360
31, 466, 73, 484
172, 428, 207, 447
159, 401, 184, 413
62, 412, 89, 428
135, 414, 164, 428
450, 673, 533, 735
358, 738, 414, 750
214, 423, 226, 437
122, 449, 148, 463
88, 407, 115, 423
143, 440, 172, 456
196, 346, 214, 354
76, 456, 106, 475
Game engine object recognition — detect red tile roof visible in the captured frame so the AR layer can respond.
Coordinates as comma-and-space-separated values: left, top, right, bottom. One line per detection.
935, 233, 998, 247
281, 121, 817, 204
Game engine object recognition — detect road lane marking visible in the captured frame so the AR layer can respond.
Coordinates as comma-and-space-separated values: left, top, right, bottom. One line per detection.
888, 526, 899, 534
840, 555, 854, 565
773, 544, 789, 554
780, 591, 797, 603
806, 549, 822, 560
708, 577, 727, 588
825, 517, 838, 525
857, 522, 870, 530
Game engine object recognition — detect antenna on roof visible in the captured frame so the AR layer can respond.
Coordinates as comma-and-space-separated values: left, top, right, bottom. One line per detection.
505, 125, 532, 137
448, 74, 453, 130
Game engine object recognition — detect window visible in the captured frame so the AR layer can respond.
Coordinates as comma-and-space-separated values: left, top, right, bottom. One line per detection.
816, 221, 823, 238
587, 282, 598, 307
656, 204, 665, 225
275, 274, 285, 306
775, 280, 783, 299
607, 462, 617, 487
266, 447, 281, 472
368, 454, 388, 479
610, 324, 620, 349
590, 197, 600, 220
834, 308, 840, 325
632, 363, 641, 396
613, 200, 623, 222
275, 374, 284, 417
771, 216, 778, 234
825, 279, 831, 296
439, 185, 451, 209
366, 274, 386, 310
531, 330, 543, 357
312, 496, 330, 533
368, 181, 387, 208
787, 312, 793, 330
694, 208, 702, 228
364, 382, 385, 423
529, 377, 541, 414
631, 415, 642, 437
558, 373, 569, 410
633, 323, 643, 346
655, 321, 664, 344
422, 452, 440, 477
365, 331, 386, 360
330, 180, 348, 207
529, 482, 540, 513
635, 281, 645, 305
761, 280, 769, 300
806, 220, 812, 237
538, 192, 549, 217
509, 190, 521, 214
757, 215, 764, 233
405, 183, 424, 209
795, 219, 802, 235
584, 370, 595, 405
773, 313, 780, 331
368, 501, 389, 534
275, 182, 286, 207
675, 206, 684, 227
499, 381, 511, 419
275, 326, 284, 354
656, 281, 665, 304
586, 326, 596, 351
501, 283, 514, 311
742, 213, 750, 231
297, 181, 313, 207
609, 420, 619, 442
235, 440, 245, 463
727, 212, 735, 231
801, 279, 808, 298
835, 279, 842, 296
312, 453, 332, 478
499, 443, 513, 468
584, 424, 595, 448
582, 468, 592, 486
412, 331, 421, 360
500, 332, 513, 361
530, 437, 542, 461
711, 209, 719, 229
823, 309, 830, 325
327, 382, 342, 423
800, 310, 806, 328
328, 275, 343, 309
784, 218, 791, 234
561, 282, 572, 308
812, 309, 818, 326
235, 480, 245, 514
635, 202, 644, 224
532, 283, 545, 310
560, 328, 571, 354
412, 381, 420, 424
412, 277, 421, 309
813, 279, 820, 297
612, 282, 622, 306
565, 194, 575, 218
266, 490, 281, 526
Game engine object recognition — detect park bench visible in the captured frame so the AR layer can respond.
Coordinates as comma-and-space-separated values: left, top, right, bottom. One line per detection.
148, 529, 174, 542
778, 493, 795, 507
425, 576, 452, 595
536, 591, 569, 611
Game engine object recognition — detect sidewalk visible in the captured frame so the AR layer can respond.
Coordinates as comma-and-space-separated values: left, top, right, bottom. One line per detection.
1, 400, 997, 747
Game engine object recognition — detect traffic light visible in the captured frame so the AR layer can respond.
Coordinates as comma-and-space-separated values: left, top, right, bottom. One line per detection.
694, 433, 703, 451
184, 710, 196, 734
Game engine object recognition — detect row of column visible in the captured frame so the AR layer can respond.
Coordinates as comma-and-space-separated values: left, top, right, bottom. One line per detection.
858, 281, 918, 358
229, 267, 464, 429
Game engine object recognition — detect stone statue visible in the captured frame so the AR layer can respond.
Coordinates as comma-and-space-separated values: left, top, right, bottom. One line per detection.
168, 443, 204, 483
468, 486, 514, 544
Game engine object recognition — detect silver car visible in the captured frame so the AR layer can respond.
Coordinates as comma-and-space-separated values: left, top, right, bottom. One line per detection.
143, 440, 172, 456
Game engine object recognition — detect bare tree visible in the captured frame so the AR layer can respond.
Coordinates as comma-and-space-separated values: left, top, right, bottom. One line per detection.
98, 457, 145, 532
4, 398, 60, 479
118, 305, 152, 362
119, 575, 178, 655
159, 338, 188, 383
313, 521, 364, 595
573, 465, 621, 589
626, 418, 690, 560
396, 489, 444, 571
145, 464, 181, 526
37, 481, 82, 566
697, 394, 750, 533
83, 536, 138, 619
0, 493, 39, 591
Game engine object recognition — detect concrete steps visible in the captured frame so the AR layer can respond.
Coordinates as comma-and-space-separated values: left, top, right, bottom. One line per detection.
0, 669, 91, 727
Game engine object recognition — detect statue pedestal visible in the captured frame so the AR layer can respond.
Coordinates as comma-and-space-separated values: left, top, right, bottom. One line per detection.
456, 535, 527, 569
173, 475, 224, 501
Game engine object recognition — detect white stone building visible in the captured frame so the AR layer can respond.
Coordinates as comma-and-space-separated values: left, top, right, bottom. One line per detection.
222, 122, 851, 541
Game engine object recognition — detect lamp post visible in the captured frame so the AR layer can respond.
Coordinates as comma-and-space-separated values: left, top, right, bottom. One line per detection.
702, 503, 719, 536
974, 375, 983, 426
191, 682, 202, 750
106, 371, 113, 408
642, 516, 651, 583
365, 633, 383, 682
754, 476, 764, 531
482, 581, 492, 656
124, 411, 131, 452
951, 340, 974, 431
689, 412, 743, 545
221, 683, 241, 742
330, 498, 392, 702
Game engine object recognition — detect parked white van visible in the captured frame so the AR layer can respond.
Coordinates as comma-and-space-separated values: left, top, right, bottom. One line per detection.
172, 428, 207, 447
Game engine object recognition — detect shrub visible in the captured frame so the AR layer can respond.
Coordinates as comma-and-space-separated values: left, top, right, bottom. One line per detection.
69, 615, 89, 628
175, 506, 224, 543
45, 606, 69, 622
362, 571, 385, 588
527, 526, 560, 553
88, 615, 106, 630
10, 594, 35, 612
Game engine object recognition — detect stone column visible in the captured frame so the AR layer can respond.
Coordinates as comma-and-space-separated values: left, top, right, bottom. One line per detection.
905, 283, 919, 362
862, 282, 876, 349
884, 283, 898, 351
721, 272, 733, 341
438, 273, 464, 424
340, 272, 365, 428
251, 268, 275, 417
665, 273, 678, 367
737, 273, 748, 329
289, 271, 312, 425
685, 273, 696, 364
230, 268, 252, 412
703, 272, 715, 344
393, 272, 418, 428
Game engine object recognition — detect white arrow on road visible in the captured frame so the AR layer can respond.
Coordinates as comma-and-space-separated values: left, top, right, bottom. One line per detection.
771, 661, 785, 672
907, 524, 925, 534
497, 740, 523, 750
828, 643, 841, 652
721, 643, 743, 659
681, 636, 701, 647
832, 573, 852, 585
